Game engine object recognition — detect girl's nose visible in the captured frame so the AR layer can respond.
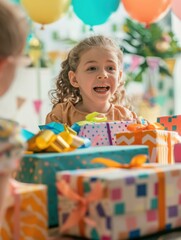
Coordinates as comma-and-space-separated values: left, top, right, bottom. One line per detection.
97, 72, 108, 80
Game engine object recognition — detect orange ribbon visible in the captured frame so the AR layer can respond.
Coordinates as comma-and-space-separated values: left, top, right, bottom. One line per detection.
91, 155, 165, 231
127, 122, 165, 132
56, 179, 103, 233
9, 179, 21, 240
92, 154, 148, 169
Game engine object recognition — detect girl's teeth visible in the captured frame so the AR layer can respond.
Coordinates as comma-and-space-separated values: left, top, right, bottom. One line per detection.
93, 87, 110, 92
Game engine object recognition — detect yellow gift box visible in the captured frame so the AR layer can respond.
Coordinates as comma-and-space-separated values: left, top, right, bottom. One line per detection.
0, 181, 48, 240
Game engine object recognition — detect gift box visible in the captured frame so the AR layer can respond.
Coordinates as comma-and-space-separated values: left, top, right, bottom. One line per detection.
15, 145, 148, 227
116, 129, 180, 164
0, 181, 48, 240
157, 115, 181, 135
174, 143, 181, 163
77, 121, 135, 146
56, 164, 181, 240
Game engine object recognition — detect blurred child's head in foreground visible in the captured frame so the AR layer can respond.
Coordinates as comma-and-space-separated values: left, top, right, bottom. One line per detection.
0, 0, 28, 96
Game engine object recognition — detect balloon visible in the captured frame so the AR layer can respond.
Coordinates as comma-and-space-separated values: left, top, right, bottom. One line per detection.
28, 37, 42, 65
21, 0, 71, 25
122, 0, 172, 25
10, 0, 20, 4
172, 0, 181, 20
72, 0, 120, 26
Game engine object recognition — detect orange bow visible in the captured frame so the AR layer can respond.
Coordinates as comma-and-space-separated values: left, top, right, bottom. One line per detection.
57, 179, 103, 233
127, 122, 165, 132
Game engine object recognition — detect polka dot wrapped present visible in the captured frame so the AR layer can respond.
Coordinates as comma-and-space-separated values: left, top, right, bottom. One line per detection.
15, 145, 148, 227
56, 163, 181, 240
76, 120, 136, 146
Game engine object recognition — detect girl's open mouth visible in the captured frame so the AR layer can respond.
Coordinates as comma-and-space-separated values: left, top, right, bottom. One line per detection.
93, 86, 110, 93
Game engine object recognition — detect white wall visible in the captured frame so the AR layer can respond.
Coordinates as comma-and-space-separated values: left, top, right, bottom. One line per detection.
0, 67, 53, 133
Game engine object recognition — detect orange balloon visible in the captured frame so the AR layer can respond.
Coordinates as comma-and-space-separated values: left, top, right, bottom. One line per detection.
122, 0, 172, 25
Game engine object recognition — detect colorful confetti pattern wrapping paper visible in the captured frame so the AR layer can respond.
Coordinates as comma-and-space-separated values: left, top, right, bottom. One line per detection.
16, 145, 148, 227
157, 115, 181, 136
56, 165, 181, 240
78, 121, 136, 146
116, 130, 180, 164
0, 181, 48, 240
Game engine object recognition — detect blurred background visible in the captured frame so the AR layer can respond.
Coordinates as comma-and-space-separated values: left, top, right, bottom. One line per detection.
1, 0, 181, 132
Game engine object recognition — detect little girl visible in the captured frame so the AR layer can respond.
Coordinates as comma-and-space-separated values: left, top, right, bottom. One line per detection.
46, 35, 138, 126
0, 0, 27, 227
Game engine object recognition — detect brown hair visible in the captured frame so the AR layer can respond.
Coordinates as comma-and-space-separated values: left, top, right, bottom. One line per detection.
0, 0, 28, 58
50, 35, 125, 107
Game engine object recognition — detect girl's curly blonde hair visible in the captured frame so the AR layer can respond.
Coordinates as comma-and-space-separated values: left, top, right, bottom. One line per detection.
50, 35, 127, 107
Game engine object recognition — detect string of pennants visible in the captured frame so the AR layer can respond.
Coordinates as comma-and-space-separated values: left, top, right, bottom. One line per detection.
125, 55, 161, 72
16, 97, 42, 115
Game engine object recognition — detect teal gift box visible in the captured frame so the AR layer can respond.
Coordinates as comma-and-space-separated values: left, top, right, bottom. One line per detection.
15, 145, 148, 227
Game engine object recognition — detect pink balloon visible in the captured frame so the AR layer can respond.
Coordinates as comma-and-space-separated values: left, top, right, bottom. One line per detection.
172, 0, 181, 20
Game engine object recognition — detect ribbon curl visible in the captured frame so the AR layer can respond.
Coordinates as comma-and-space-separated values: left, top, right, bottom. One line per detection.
76, 112, 107, 126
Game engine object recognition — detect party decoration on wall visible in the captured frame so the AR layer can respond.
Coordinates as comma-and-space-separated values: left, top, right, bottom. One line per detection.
122, 0, 172, 25
33, 100, 42, 115
16, 97, 26, 110
28, 37, 42, 65
129, 55, 144, 72
21, 0, 71, 27
123, 18, 180, 117
72, 0, 120, 27
172, 0, 181, 21
48, 50, 68, 65
146, 57, 160, 72
123, 18, 181, 82
164, 58, 176, 75
13, 96, 26, 121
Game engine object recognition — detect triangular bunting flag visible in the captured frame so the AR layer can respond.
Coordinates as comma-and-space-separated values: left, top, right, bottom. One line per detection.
33, 99, 42, 114
164, 58, 176, 75
16, 96, 26, 110
146, 57, 160, 71
129, 55, 144, 71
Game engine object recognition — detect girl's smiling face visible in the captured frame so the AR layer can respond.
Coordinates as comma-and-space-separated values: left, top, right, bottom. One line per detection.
68, 46, 122, 112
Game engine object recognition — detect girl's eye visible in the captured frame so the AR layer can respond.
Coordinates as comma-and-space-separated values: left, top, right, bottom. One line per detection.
87, 66, 97, 71
107, 66, 116, 71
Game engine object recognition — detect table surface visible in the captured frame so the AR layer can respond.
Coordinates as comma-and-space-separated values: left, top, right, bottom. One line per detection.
48, 228, 181, 240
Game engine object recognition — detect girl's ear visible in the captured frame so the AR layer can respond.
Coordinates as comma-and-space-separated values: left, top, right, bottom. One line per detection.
68, 70, 79, 88
119, 70, 123, 79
